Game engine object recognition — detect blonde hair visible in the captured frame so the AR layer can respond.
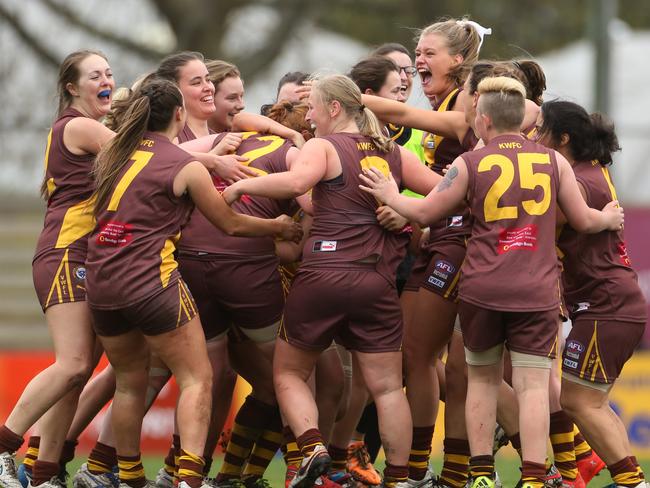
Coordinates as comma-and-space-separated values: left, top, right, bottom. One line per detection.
476, 76, 526, 131
418, 17, 481, 88
205, 59, 241, 89
311, 74, 393, 153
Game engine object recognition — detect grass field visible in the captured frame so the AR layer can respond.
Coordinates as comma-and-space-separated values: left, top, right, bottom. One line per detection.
60, 453, 650, 487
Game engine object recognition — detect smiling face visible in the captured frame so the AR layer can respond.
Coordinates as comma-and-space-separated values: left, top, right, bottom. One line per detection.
372, 70, 405, 102
177, 59, 215, 121
306, 89, 333, 137
210, 76, 245, 132
383, 50, 414, 100
67, 54, 115, 120
415, 33, 461, 99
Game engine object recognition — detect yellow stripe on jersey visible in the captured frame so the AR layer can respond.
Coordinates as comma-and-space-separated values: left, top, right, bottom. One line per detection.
55, 196, 96, 248
107, 150, 154, 211
424, 88, 459, 167
599, 165, 618, 201
43, 129, 57, 197
45, 248, 74, 307
160, 232, 180, 288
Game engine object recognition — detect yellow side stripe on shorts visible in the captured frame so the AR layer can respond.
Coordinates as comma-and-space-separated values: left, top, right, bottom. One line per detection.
177, 282, 192, 327
443, 265, 462, 299
45, 248, 75, 308
180, 281, 197, 315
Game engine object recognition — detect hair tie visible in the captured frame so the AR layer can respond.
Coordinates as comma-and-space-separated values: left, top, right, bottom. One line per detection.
359, 104, 366, 113
457, 19, 492, 53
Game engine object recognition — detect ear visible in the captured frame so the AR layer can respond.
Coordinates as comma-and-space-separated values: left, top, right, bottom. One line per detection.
66, 82, 79, 97
329, 100, 342, 118
451, 54, 464, 68
472, 92, 479, 108
364, 88, 374, 96
559, 133, 570, 147
176, 106, 184, 121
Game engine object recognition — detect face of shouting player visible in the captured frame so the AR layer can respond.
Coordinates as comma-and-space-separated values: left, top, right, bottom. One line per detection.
67, 54, 115, 120
177, 59, 215, 121
212, 76, 245, 132
415, 33, 463, 101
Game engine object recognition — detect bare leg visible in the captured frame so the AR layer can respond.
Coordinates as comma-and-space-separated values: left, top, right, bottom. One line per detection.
512, 366, 550, 464
466, 362, 502, 456
315, 347, 345, 443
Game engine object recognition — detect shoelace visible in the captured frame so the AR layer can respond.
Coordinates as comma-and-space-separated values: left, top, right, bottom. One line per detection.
352, 445, 371, 469
3, 456, 18, 477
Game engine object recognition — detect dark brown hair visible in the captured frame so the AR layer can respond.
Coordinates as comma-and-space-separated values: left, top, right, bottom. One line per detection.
156, 51, 205, 83
92, 79, 183, 216
349, 56, 400, 94
56, 49, 109, 117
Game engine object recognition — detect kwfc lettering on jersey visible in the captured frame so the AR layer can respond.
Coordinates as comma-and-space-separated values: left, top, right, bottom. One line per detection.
498, 141, 522, 149
140, 138, 155, 147
313, 240, 337, 252
356, 142, 377, 151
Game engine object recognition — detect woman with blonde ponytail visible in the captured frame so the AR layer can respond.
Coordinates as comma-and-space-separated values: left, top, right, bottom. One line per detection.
223, 74, 440, 488
83, 78, 301, 488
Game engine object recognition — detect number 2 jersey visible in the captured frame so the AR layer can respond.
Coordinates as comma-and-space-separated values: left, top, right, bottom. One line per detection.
85, 132, 194, 309
301, 133, 409, 285
459, 134, 561, 312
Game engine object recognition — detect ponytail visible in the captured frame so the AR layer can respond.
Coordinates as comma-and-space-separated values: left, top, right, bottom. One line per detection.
92, 78, 183, 217
357, 106, 393, 153
589, 112, 620, 166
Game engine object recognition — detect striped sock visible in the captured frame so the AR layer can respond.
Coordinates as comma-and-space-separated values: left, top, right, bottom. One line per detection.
216, 396, 273, 481
383, 463, 409, 488
408, 425, 434, 481
549, 411, 577, 481
163, 435, 180, 477
439, 438, 471, 488
509, 432, 522, 459
521, 460, 546, 488
117, 454, 146, 488
88, 442, 117, 475
242, 408, 283, 480
609, 456, 645, 488
22, 436, 40, 473
31, 460, 59, 486
327, 445, 348, 473
631, 456, 645, 480
572, 426, 592, 461
296, 428, 324, 458
282, 426, 301, 469
177, 449, 205, 488
469, 455, 494, 479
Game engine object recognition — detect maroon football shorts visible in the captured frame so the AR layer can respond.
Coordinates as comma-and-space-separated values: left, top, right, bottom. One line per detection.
92, 279, 197, 337
280, 267, 403, 353
33, 247, 87, 311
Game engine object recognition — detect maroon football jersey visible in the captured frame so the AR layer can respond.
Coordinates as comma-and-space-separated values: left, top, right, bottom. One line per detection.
557, 161, 646, 321
34, 108, 96, 260
459, 134, 561, 311
301, 133, 409, 283
86, 132, 194, 308
178, 131, 297, 255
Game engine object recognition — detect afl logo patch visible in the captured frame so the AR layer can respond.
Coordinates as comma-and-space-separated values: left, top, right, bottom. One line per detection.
74, 267, 86, 280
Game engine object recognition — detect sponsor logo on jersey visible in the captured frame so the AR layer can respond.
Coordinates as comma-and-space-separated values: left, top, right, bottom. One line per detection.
313, 240, 337, 252
427, 276, 445, 288
447, 215, 463, 227
96, 220, 133, 247
566, 340, 585, 353
566, 351, 580, 360
74, 266, 86, 281
563, 358, 579, 369
497, 224, 538, 254
617, 242, 632, 266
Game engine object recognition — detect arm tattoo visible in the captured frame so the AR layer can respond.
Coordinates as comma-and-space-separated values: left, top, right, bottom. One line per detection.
436, 166, 458, 192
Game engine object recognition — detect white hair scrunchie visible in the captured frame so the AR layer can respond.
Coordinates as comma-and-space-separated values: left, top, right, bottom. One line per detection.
458, 19, 492, 52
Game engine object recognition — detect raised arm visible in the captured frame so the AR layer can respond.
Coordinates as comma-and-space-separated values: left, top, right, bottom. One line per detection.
232, 112, 305, 148
361, 94, 467, 142
556, 153, 623, 233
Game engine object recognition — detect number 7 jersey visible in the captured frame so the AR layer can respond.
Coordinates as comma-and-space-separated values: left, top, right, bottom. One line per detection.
459, 134, 561, 311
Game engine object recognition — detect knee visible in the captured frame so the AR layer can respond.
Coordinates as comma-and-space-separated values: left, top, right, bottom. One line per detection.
58, 356, 94, 389
559, 387, 581, 418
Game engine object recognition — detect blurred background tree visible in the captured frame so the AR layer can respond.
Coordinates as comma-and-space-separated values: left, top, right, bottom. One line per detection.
2, 0, 649, 84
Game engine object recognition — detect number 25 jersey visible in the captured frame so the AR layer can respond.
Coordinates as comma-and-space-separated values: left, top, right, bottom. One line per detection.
459, 134, 561, 312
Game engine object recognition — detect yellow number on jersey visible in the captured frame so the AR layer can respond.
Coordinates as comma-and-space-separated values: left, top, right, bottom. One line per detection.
359, 156, 391, 177
478, 152, 551, 222
479, 154, 517, 222
239, 135, 285, 175
107, 150, 154, 211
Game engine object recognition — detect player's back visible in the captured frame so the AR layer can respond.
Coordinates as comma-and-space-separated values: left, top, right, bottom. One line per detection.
459, 133, 560, 312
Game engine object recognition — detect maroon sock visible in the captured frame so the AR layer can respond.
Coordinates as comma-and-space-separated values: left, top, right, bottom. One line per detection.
0, 425, 23, 453
522, 460, 546, 486
31, 460, 60, 486
59, 439, 78, 471
295, 428, 324, 457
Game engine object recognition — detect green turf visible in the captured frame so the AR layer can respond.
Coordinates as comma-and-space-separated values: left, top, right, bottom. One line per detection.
60, 453, 649, 487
